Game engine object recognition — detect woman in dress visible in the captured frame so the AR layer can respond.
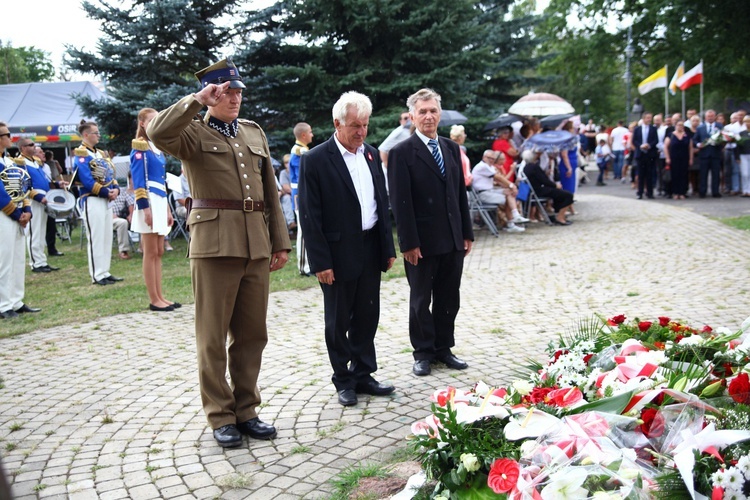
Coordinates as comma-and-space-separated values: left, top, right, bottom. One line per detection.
560, 121, 579, 215
664, 119, 693, 199
737, 116, 750, 197
130, 108, 177, 312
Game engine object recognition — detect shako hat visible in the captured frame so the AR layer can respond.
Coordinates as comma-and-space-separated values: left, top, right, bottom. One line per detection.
195, 58, 246, 89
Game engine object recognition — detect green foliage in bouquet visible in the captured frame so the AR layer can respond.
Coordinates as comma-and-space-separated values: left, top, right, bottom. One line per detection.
410, 403, 519, 498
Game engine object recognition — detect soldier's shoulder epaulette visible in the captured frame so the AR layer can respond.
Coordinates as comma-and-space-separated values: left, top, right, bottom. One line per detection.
132, 138, 149, 151
74, 147, 89, 157
13, 157, 25, 166
238, 118, 259, 128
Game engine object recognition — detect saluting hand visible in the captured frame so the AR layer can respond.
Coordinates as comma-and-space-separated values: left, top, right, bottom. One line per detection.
194, 81, 231, 107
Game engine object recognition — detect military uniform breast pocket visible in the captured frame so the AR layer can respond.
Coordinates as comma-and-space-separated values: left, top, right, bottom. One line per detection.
201, 142, 231, 171
248, 145, 267, 174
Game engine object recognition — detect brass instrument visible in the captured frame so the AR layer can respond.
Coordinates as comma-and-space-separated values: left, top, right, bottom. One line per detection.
0, 165, 32, 203
90, 157, 115, 185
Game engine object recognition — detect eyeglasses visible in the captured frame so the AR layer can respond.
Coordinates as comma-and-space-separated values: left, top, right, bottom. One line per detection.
22, 144, 36, 148
88, 132, 101, 136
0, 133, 10, 138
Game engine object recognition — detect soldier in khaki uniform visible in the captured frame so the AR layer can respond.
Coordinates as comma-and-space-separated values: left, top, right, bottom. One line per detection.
148, 59, 291, 448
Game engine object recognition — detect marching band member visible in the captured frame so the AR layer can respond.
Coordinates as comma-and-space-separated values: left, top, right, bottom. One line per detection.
130, 107, 177, 311
0, 122, 38, 318
73, 121, 123, 286
15, 138, 58, 273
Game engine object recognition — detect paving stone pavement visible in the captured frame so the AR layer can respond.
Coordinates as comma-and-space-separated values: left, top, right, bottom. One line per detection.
1, 191, 749, 499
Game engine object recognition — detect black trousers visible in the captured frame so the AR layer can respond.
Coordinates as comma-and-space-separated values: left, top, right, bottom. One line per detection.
320, 231, 382, 391
637, 157, 655, 197
45, 213, 58, 254
699, 156, 722, 196
405, 249, 465, 361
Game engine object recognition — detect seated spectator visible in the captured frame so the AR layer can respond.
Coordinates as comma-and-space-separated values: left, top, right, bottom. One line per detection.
492, 126, 520, 182
472, 150, 529, 233
521, 150, 574, 226
110, 172, 135, 259
450, 125, 472, 187
173, 166, 191, 219
278, 154, 296, 234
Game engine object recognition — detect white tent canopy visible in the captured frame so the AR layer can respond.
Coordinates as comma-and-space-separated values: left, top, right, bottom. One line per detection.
0, 81, 105, 144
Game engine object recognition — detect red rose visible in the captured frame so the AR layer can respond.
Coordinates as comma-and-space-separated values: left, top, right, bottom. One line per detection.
658, 316, 670, 327
640, 407, 665, 438
638, 321, 653, 332
552, 349, 569, 362
702, 325, 713, 333
583, 353, 594, 365
609, 314, 626, 325
529, 386, 556, 404
487, 458, 520, 494
728, 373, 750, 405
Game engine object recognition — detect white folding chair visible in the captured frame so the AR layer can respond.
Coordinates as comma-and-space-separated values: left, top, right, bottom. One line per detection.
467, 186, 499, 237
167, 191, 189, 242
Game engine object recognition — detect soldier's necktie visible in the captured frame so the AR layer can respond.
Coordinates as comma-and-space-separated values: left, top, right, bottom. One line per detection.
428, 138, 445, 177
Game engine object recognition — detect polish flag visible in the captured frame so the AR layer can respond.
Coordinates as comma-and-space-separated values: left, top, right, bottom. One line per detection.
676, 61, 703, 91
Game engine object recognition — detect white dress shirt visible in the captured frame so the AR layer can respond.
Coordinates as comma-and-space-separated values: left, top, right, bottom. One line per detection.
333, 133, 378, 231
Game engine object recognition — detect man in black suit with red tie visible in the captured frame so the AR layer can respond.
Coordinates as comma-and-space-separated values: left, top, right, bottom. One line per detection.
630, 112, 659, 199
387, 88, 474, 377
298, 91, 397, 407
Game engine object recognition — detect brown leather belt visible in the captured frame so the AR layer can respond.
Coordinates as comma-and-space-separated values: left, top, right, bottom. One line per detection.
191, 198, 265, 212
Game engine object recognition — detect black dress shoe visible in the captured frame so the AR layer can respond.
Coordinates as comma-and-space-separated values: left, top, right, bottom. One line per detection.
93, 279, 110, 286
636, 194, 643, 200
15, 304, 41, 313
213, 424, 242, 448
149, 304, 174, 312
355, 379, 395, 396
337, 389, 358, 406
1, 310, 18, 319
712, 193, 722, 198
46, 265, 60, 271
169, 302, 182, 309
32, 266, 51, 273
413, 360, 431, 376
49, 251, 65, 257
237, 418, 277, 440
105, 275, 124, 282
435, 354, 469, 370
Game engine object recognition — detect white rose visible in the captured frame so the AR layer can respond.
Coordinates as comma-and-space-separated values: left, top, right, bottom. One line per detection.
460, 452, 480, 472
513, 380, 534, 395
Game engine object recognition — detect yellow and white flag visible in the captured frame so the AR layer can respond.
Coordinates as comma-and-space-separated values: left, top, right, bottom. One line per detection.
638, 66, 668, 95
669, 61, 685, 95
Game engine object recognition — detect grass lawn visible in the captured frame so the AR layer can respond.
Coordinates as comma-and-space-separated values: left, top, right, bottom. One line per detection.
722, 214, 750, 232
1, 225, 405, 338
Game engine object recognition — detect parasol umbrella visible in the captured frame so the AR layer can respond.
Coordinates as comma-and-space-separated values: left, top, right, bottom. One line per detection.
508, 93, 575, 117
539, 113, 575, 130
522, 130, 577, 153
438, 110, 468, 127
483, 113, 523, 132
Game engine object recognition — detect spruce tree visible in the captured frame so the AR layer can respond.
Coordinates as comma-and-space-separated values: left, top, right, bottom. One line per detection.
65, 0, 241, 154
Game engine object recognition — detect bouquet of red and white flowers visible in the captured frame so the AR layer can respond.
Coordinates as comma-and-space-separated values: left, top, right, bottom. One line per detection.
409, 315, 750, 499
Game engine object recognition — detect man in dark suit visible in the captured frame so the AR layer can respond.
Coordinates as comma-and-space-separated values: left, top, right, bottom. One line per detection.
298, 91, 397, 407
630, 112, 659, 199
693, 109, 724, 198
387, 88, 474, 377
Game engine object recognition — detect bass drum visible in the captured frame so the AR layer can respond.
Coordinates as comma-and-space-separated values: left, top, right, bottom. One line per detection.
46, 189, 76, 217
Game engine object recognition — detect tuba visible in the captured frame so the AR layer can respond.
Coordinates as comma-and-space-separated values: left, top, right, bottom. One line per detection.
0, 165, 32, 203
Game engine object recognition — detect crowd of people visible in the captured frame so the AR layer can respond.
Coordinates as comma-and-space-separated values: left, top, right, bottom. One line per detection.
582, 108, 750, 200
5, 53, 748, 451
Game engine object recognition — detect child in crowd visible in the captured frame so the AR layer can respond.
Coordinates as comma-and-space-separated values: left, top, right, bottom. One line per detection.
595, 138, 613, 186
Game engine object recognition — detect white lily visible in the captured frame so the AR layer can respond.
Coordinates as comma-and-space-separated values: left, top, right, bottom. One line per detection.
540, 467, 589, 499
504, 408, 562, 441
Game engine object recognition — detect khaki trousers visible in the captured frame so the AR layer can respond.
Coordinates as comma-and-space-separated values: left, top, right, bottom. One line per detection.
191, 256, 270, 429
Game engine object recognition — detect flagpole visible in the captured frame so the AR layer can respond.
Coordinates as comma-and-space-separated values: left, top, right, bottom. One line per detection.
665, 64, 669, 117
682, 91, 685, 118
699, 59, 704, 117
